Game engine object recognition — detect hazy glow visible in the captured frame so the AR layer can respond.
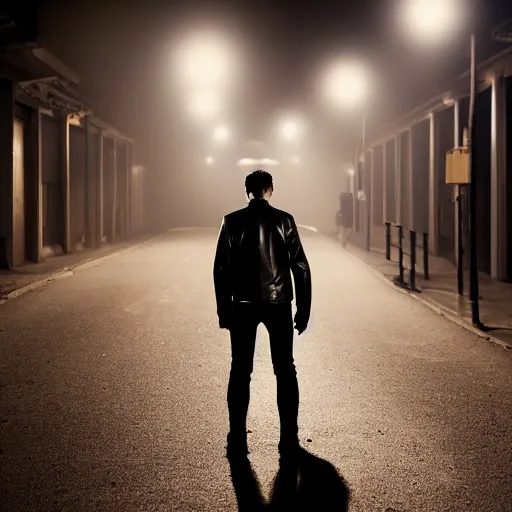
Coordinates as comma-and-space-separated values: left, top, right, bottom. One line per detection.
238, 158, 258, 166
214, 125, 230, 143
260, 158, 280, 166
347, 168, 355, 176
281, 120, 299, 141
205, 156, 214, 165
188, 91, 221, 119
402, 0, 461, 43
292, 157, 300, 164
176, 32, 236, 89
237, 157, 280, 167
323, 60, 369, 109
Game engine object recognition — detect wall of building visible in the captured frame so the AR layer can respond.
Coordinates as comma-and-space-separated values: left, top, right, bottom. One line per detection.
411, 119, 430, 235
41, 114, 63, 249
116, 142, 128, 240
399, 131, 411, 230
70, 124, 86, 249
506, 77, 512, 282
436, 107, 456, 263
385, 138, 396, 224
475, 87, 492, 275
0, 79, 15, 268
373, 145, 384, 227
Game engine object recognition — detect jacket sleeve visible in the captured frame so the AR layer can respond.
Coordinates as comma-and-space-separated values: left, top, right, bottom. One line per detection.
213, 217, 233, 319
287, 216, 312, 318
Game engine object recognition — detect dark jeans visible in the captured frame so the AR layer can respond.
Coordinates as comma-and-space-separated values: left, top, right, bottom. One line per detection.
228, 302, 299, 442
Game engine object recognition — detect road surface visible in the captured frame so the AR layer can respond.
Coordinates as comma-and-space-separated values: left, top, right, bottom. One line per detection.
1, 228, 511, 511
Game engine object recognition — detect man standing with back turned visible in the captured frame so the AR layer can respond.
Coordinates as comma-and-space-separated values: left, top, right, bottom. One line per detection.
213, 170, 312, 460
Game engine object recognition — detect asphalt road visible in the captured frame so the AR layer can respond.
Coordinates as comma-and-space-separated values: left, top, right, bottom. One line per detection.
1, 228, 511, 512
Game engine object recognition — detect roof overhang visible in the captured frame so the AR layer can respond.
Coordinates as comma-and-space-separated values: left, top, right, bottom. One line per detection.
370, 47, 512, 146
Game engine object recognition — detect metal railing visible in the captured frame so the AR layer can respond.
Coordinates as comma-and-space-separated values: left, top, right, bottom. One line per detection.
385, 222, 430, 290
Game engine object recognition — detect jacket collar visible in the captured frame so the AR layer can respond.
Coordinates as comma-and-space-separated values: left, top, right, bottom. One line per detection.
249, 198, 269, 208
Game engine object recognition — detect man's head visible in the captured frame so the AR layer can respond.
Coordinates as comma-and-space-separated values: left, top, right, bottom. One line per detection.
245, 170, 274, 200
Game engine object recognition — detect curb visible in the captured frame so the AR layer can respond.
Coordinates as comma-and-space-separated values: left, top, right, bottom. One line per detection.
72, 234, 161, 272
0, 234, 162, 304
1, 270, 74, 303
336, 241, 512, 352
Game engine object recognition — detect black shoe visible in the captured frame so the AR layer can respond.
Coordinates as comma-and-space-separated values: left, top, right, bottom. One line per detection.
226, 433, 249, 459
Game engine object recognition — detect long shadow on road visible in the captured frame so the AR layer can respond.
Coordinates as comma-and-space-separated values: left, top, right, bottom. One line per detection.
229, 448, 350, 511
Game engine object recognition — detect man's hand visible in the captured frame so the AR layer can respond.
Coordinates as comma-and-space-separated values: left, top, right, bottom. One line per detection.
218, 308, 234, 330
219, 317, 232, 330
294, 311, 309, 336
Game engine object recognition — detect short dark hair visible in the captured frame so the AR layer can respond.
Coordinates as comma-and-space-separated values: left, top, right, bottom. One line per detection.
245, 170, 273, 199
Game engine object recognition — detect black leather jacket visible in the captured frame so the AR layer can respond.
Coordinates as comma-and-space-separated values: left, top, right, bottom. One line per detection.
214, 199, 311, 322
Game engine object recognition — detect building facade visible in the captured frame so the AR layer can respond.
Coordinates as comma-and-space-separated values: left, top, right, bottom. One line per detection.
0, 13, 146, 269
351, 48, 512, 283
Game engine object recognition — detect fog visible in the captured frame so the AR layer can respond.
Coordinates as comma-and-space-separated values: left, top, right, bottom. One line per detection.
31, 0, 512, 236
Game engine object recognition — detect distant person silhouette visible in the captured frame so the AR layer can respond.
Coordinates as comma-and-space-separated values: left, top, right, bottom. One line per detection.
214, 170, 312, 460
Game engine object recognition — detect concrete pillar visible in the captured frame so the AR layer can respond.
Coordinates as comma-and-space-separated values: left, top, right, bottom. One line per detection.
395, 135, 401, 225
85, 118, 97, 248
366, 149, 373, 250
111, 140, 117, 243
382, 142, 388, 223
35, 108, 43, 261
0, 79, 14, 269
491, 74, 507, 280
454, 101, 461, 266
429, 113, 439, 255
352, 147, 358, 232
371, 149, 376, 237
24, 107, 43, 263
407, 128, 414, 231
125, 143, 131, 239
97, 134, 104, 246
60, 113, 71, 253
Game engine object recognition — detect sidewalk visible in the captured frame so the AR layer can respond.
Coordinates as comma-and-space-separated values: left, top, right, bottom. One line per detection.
342, 237, 512, 349
0, 234, 156, 301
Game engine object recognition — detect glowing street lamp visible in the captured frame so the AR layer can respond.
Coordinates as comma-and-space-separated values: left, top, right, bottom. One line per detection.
401, 0, 462, 45
174, 31, 237, 90
281, 120, 298, 141
205, 156, 214, 165
322, 59, 370, 111
213, 125, 230, 143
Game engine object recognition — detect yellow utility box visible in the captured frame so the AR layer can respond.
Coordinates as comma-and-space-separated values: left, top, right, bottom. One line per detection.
445, 147, 470, 184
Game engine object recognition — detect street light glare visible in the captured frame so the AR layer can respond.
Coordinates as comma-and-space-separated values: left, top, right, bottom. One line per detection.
402, 0, 461, 43
187, 91, 221, 119
323, 61, 369, 110
175, 32, 236, 89
214, 125, 230, 143
281, 120, 299, 141
205, 156, 214, 165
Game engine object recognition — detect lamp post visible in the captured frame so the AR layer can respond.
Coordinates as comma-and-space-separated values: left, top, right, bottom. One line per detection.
401, 0, 482, 327
467, 33, 482, 327
321, 59, 370, 247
